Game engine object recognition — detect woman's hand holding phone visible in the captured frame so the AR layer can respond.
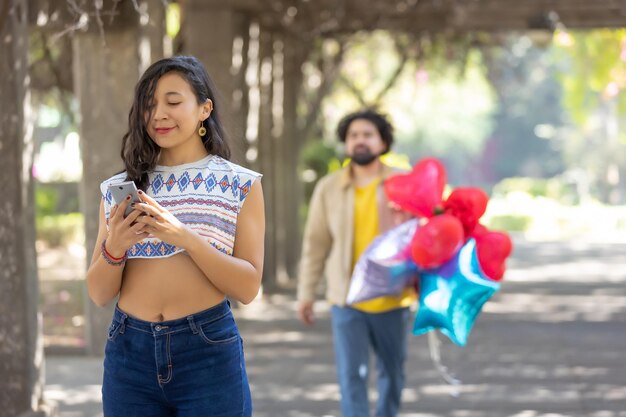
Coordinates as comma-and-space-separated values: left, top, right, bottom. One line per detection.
105, 195, 150, 258
133, 190, 192, 249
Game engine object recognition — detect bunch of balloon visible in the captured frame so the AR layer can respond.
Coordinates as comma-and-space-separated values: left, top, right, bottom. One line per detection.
348, 158, 513, 347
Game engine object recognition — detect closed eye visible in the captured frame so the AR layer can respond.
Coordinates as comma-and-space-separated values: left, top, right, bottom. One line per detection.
168, 102, 181, 106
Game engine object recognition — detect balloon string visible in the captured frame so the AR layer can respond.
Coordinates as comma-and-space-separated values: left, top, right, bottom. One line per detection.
427, 331, 461, 397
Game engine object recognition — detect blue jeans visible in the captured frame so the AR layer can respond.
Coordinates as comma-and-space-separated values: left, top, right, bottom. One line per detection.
102, 300, 251, 417
331, 305, 411, 417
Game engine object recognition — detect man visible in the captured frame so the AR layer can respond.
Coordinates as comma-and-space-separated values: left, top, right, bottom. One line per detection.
298, 109, 415, 417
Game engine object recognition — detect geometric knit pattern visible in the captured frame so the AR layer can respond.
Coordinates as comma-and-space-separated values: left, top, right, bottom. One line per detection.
100, 155, 261, 259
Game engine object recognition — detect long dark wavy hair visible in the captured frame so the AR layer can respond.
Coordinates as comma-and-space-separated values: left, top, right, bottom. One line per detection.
122, 55, 231, 191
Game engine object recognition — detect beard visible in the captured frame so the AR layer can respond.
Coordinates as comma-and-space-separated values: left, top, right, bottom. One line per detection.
349, 147, 380, 166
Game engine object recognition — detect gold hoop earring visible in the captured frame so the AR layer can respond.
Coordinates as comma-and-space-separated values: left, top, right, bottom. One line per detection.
198, 124, 207, 136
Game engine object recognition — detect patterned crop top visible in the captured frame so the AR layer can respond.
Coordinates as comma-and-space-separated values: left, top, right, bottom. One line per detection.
100, 154, 262, 259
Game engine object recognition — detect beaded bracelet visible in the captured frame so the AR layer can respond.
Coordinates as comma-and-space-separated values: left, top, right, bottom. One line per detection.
101, 239, 127, 266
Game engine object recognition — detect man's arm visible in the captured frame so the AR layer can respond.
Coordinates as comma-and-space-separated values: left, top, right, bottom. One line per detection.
297, 179, 333, 324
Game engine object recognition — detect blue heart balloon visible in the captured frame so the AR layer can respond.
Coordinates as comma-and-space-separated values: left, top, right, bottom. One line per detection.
412, 238, 500, 346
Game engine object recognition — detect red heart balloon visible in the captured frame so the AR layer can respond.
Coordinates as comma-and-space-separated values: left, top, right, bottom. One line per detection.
443, 187, 489, 238
384, 158, 446, 218
471, 223, 489, 239
410, 214, 464, 269
474, 231, 513, 281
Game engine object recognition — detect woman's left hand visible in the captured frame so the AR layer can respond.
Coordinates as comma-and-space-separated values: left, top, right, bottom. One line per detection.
133, 191, 194, 249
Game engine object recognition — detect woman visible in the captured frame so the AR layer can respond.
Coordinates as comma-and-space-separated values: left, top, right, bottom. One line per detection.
86, 55, 264, 417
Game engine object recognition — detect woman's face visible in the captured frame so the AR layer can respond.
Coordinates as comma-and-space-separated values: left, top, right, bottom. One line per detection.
145, 72, 212, 151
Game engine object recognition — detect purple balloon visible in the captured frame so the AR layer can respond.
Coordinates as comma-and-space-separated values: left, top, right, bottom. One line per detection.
346, 219, 420, 305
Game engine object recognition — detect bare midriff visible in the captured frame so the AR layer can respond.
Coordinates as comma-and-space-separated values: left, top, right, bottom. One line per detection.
117, 252, 225, 322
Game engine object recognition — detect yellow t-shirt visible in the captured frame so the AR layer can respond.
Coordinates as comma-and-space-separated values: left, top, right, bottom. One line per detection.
350, 178, 416, 313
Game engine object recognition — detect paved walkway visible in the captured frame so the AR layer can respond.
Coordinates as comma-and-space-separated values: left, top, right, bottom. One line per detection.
45, 236, 626, 417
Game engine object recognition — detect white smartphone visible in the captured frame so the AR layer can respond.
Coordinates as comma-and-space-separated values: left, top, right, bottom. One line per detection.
108, 181, 141, 217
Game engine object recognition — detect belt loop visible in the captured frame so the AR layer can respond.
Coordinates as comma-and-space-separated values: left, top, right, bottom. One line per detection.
187, 315, 199, 334
119, 313, 128, 334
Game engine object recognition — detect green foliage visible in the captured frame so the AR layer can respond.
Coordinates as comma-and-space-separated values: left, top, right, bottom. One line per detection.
392, 51, 496, 157
166, 3, 182, 38
297, 139, 340, 226
485, 214, 532, 232
485, 36, 567, 183
36, 213, 84, 247
339, 31, 407, 104
320, 31, 496, 185
299, 139, 340, 202
36, 183, 81, 215
553, 29, 626, 126
36, 186, 59, 217
550, 29, 626, 203
300, 139, 339, 177
492, 176, 569, 200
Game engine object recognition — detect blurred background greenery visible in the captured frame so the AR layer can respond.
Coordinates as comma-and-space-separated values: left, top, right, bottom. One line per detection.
31, 17, 626, 349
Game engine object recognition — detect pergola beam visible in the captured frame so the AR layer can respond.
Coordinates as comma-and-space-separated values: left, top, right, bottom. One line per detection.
205, 0, 626, 34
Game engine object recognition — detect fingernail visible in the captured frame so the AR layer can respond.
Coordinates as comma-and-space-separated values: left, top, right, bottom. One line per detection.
138, 190, 143, 195
126, 195, 131, 200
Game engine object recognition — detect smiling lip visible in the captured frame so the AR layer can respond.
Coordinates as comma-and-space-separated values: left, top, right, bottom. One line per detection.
155, 127, 174, 134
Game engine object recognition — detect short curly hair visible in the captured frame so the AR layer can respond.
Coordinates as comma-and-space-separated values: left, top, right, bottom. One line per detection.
336, 109, 394, 154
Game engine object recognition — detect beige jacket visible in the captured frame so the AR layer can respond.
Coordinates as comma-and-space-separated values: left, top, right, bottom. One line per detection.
297, 163, 407, 305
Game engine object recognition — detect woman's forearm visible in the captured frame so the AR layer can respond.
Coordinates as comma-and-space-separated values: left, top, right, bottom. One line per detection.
86, 256, 125, 307
185, 232, 261, 304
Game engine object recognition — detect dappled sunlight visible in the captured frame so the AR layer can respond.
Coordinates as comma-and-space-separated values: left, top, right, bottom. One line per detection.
45, 385, 101, 406
505, 262, 626, 283
245, 347, 320, 362
250, 382, 339, 402
481, 238, 626, 325
427, 383, 583, 403
485, 197, 626, 243
484, 293, 626, 322
480, 363, 611, 379
247, 330, 306, 343
45, 238, 626, 416
419, 383, 487, 396
509, 413, 578, 417
584, 385, 626, 401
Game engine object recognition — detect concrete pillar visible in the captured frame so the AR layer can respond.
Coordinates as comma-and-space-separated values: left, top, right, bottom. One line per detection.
273, 36, 287, 287
74, 18, 141, 356
282, 36, 307, 282
231, 16, 250, 166
139, 0, 167, 70
0, 1, 51, 415
257, 29, 277, 290
183, 2, 248, 164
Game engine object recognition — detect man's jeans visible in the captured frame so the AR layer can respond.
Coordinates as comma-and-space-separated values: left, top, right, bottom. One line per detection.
331, 305, 411, 417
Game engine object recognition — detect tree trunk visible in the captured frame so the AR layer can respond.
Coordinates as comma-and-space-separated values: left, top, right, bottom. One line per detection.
75, 26, 141, 356
183, 2, 248, 164
0, 1, 51, 415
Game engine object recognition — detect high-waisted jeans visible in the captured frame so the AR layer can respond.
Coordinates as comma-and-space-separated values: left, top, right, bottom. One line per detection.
102, 299, 251, 417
